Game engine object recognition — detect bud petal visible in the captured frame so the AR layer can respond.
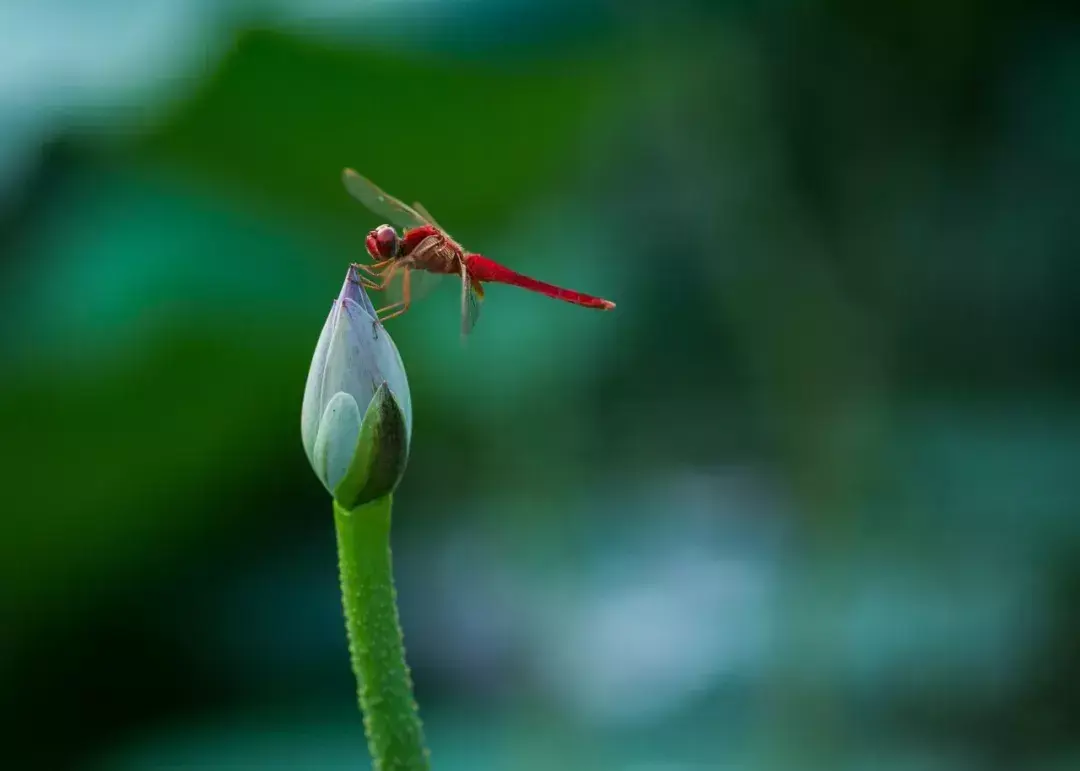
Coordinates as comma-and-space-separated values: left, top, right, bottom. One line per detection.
311, 391, 363, 494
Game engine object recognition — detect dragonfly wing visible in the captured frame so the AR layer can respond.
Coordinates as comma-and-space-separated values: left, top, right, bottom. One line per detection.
396, 266, 447, 307
342, 168, 429, 230
412, 202, 444, 232
460, 263, 483, 337
414, 200, 466, 253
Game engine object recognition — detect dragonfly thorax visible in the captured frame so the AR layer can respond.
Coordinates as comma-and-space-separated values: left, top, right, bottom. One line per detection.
399, 225, 463, 275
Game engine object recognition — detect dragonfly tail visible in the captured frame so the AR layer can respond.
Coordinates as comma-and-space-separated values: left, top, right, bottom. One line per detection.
465, 255, 615, 310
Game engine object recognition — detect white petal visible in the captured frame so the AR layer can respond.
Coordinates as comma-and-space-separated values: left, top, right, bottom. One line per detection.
312, 391, 362, 493
300, 303, 338, 466
321, 298, 381, 417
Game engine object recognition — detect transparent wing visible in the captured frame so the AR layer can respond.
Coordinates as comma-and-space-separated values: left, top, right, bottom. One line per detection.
413, 202, 445, 232
342, 168, 430, 230
414, 200, 464, 252
460, 263, 484, 337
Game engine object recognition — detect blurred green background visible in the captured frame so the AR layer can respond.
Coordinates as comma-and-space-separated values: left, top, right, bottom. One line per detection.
2, 1, 1079, 769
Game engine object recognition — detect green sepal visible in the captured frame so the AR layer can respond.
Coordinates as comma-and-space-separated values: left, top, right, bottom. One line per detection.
332, 382, 410, 509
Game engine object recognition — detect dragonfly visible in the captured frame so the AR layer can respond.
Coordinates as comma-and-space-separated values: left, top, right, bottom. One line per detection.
342, 168, 615, 336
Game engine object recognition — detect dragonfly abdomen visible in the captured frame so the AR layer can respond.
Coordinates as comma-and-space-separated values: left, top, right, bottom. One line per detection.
465, 254, 615, 310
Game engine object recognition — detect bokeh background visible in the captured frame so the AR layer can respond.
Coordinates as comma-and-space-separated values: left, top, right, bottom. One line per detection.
3, 1, 1079, 769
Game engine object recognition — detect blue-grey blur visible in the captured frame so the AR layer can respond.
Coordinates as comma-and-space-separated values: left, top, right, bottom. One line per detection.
2, 1, 1078, 769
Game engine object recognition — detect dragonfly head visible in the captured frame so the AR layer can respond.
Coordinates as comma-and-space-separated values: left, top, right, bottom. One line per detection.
366, 224, 400, 260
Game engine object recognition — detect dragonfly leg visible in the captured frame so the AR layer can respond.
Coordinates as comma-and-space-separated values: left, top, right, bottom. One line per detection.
376, 301, 409, 323
356, 260, 393, 273
351, 262, 401, 292
350, 262, 394, 287
375, 270, 414, 324
349, 271, 384, 290
370, 260, 406, 293
376, 270, 411, 318
379, 307, 409, 323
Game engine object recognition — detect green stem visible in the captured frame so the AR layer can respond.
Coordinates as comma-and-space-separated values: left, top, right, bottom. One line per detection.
334, 495, 430, 771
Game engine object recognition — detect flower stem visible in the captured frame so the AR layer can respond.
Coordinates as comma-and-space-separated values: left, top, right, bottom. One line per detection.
334, 495, 430, 771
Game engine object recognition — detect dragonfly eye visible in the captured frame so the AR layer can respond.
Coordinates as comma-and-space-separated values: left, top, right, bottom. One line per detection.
373, 225, 399, 258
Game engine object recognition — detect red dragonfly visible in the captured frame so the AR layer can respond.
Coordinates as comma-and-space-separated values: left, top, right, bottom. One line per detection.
342, 168, 615, 336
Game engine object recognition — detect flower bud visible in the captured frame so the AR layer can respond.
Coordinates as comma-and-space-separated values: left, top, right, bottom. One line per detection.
301, 266, 412, 508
